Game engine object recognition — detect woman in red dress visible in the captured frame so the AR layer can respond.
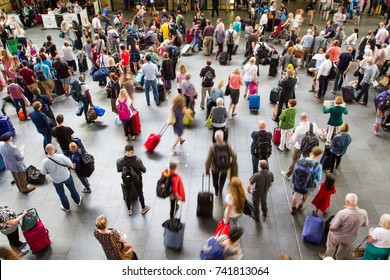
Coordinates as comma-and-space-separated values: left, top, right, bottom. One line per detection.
311, 173, 336, 215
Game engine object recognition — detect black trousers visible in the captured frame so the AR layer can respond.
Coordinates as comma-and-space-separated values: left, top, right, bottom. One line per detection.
227, 44, 234, 60
329, 152, 342, 173
123, 181, 145, 210
170, 199, 178, 220
123, 117, 134, 137
6, 228, 24, 252
212, 5, 219, 17
211, 170, 227, 194
252, 193, 267, 220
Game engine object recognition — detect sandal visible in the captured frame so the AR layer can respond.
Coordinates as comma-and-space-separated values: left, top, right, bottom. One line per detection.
180, 139, 186, 144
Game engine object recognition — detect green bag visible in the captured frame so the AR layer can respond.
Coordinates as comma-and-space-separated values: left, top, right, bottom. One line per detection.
205, 108, 213, 129
21, 209, 38, 231
59, 32, 65, 39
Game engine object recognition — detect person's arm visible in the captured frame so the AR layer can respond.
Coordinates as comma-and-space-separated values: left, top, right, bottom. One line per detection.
205, 146, 213, 175
5, 210, 28, 225
322, 105, 331, 114
344, 61, 353, 74
85, 89, 93, 106
138, 159, 146, 173
224, 203, 232, 224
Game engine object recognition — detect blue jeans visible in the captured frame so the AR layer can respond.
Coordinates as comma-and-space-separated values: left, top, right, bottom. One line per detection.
40, 129, 52, 149
144, 79, 159, 105
102, 19, 112, 34
194, 34, 202, 51
52, 175, 80, 210
82, 97, 90, 122
12, 98, 27, 118
356, 82, 371, 104
333, 72, 345, 92
164, 79, 172, 90
251, 154, 269, 174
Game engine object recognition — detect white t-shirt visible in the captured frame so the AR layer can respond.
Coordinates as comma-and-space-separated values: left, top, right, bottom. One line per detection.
371, 227, 390, 248
80, 83, 89, 96
243, 64, 258, 82
62, 46, 74, 61
224, 193, 240, 219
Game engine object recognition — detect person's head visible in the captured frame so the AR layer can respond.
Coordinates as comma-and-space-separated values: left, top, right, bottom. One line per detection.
300, 112, 308, 122
44, 143, 56, 155
32, 88, 40, 96
287, 47, 294, 55
217, 80, 224, 89
0, 132, 13, 142
233, 67, 240, 75
318, 47, 325, 54
17, 43, 23, 51
145, 54, 151, 62
296, 38, 301, 44
366, 57, 374, 65
335, 96, 344, 105
379, 214, 390, 229
249, 57, 256, 65
56, 114, 64, 125
185, 73, 191, 80
79, 74, 85, 82
125, 144, 134, 156
169, 161, 178, 171
95, 214, 108, 230
354, 28, 359, 35
216, 97, 224, 108
119, 88, 129, 99
69, 142, 79, 153
286, 69, 295, 78
228, 226, 244, 244
288, 99, 297, 108
172, 94, 185, 108
296, 9, 303, 15
107, 57, 115, 67
364, 48, 373, 57
206, 60, 212, 66
332, 40, 339, 47
163, 52, 169, 60
346, 46, 353, 54
228, 177, 246, 214
310, 146, 323, 158
178, 64, 187, 74
339, 122, 350, 132
258, 120, 266, 130
379, 22, 385, 29
6, 78, 13, 85
64, 40, 70, 47
345, 193, 358, 207
214, 129, 225, 143
325, 173, 336, 191
32, 101, 42, 111
259, 160, 268, 170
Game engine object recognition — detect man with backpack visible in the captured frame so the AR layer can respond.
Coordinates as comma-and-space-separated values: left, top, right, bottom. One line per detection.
166, 161, 186, 219
290, 146, 323, 215
116, 144, 150, 216
34, 56, 54, 101
199, 60, 216, 110
250, 120, 272, 174
205, 130, 238, 196
323, 20, 335, 47
166, 44, 180, 79
225, 24, 236, 61
31, 88, 55, 125
282, 113, 319, 180
71, 75, 94, 124
52, 114, 75, 157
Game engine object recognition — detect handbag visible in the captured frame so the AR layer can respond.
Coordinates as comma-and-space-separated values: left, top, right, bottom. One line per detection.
205, 109, 213, 129
243, 199, 254, 216
109, 231, 133, 260
92, 105, 106, 117
93, 67, 109, 82
351, 236, 368, 258
224, 85, 231, 96
59, 32, 65, 38
214, 221, 230, 237
353, 68, 360, 77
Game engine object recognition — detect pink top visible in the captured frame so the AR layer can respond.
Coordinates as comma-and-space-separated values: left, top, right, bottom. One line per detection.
228, 74, 243, 90
327, 46, 341, 62
176, 72, 186, 90
7, 83, 24, 99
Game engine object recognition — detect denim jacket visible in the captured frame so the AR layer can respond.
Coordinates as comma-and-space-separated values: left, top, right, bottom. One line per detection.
330, 132, 352, 156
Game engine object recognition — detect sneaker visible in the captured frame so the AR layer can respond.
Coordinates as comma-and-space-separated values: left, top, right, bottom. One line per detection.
82, 188, 92, 193
141, 206, 151, 214
281, 171, 291, 180
19, 241, 28, 250
318, 252, 325, 260
60, 205, 71, 212
331, 90, 337, 95
77, 197, 82, 206
19, 248, 29, 257
128, 206, 133, 216
277, 146, 284, 152
290, 207, 297, 215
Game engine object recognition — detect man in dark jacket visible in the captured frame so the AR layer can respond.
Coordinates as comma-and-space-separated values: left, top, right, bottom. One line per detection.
52, 114, 75, 157
250, 120, 272, 174
32, 88, 55, 124
29, 101, 52, 150
116, 144, 150, 216
274, 69, 297, 122
199, 60, 216, 110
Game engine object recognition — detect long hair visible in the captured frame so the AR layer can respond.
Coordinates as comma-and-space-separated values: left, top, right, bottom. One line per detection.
118, 88, 129, 100
325, 173, 336, 191
11, 55, 20, 72
229, 177, 246, 214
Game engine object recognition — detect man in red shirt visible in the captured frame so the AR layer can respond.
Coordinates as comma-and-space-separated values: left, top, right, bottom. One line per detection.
18, 61, 37, 92
168, 161, 186, 219
120, 44, 130, 75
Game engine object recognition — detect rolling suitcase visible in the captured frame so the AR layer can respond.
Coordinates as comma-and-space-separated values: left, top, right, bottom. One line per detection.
197, 174, 214, 217
302, 213, 324, 244
20, 208, 51, 253
249, 94, 260, 112
218, 51, 228, 65
269, 87, 280, 103
135, 73, 144, 86
232, 44, 238, 55
320, 145, 331, 171
181, 43, 192, 56
162, 202, 185, 250
186, 28, 193, 43
132, 109, 141, 135
0, 116, 16, 136
272, 127, 281, 144
341, 77, 354, 102
54, 79, 65, 96
144, 123, 169, 153
158, 80, 166, 102
268, 53, 279, 76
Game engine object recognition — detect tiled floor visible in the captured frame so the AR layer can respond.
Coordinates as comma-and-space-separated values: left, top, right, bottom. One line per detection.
1, 4, 390, 260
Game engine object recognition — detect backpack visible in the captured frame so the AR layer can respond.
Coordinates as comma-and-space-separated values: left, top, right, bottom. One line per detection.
70, 79, 84, 103
78, 153, 95, 178
251, 133, 272, 158
214, 144, 230, 170
358, 36, 369, 57
202, 69, 214, 87
300, 123, 319, 157
169, 45, 180, 57
292, 158, 318, 195
256, 43, 268, 59
156, 171, 176, 198
117, 98, 131, 121
226, 30, 234, 45
200, 237, 226, 260
329, 63, 337, 79
35, 65, 46, 82
122, 165, 139, 186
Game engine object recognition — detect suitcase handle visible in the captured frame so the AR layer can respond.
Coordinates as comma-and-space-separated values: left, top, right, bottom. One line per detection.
202, 174, 211, 193
159, 123, 170, 136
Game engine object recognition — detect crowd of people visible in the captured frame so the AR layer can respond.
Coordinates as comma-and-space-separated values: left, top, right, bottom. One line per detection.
1, 1, 390, 261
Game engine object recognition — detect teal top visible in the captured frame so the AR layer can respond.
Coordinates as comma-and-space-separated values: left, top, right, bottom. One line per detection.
279, 107, 297, 130
323, 105, 348, 126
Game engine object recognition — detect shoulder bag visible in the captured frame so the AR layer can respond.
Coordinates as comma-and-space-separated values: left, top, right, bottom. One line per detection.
109, 231, 133, 260
351, 236, 368, 258
225, 76, 231, 96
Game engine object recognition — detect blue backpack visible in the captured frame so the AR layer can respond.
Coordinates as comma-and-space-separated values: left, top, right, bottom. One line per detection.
200, 237, 226, 260
292, 158, 318, 195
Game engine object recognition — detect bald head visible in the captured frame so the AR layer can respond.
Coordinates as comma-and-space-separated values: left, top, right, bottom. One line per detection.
214, 130, 225, 143
258, 120, 266, 130
300, 113, 309, 122
45, 144, 56, 155
345, 193, 358, 207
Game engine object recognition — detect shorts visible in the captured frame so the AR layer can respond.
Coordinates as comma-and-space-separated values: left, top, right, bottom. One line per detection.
41, 80, 55, 91
244, 81, 253, 88
67, 60, 77, 70
229, 88, 240, 105
60, 76, 71, 86
27, 83, 38, 92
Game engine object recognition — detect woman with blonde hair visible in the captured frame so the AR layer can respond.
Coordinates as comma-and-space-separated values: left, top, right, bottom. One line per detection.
227, 67, 243, 117
60, 21, 73, 46
323, 96, 348, 143
363, 214, 390, 260
116, 88, 135, 141
1, 49, 12, 80
176, 64, 187, 94
170, 95, 193, 150
243, 57, 258, 98
292, 9, 304, 36
356, 49, 373, 92
94, 214, 138, 260
8, 55, 20, 81
13, 23, 27, 48
223, 177, 247, 226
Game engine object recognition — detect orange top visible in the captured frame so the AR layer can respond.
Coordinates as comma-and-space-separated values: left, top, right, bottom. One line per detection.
228, 74, 243, 90
327, 46, 341, 63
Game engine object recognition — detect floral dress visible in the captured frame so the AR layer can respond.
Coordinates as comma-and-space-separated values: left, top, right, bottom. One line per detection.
93, 228, 122, 260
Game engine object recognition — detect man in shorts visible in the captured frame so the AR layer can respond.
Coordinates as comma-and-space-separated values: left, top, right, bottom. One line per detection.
34, 56, 54, 101
52, 56, 71, 95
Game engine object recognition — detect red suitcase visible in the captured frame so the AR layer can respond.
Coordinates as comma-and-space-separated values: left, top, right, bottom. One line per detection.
272, 127, 281, 145
132, 110, 141, 135
186, 28, 193, 44
21, 209, 51, 254
144, 124, 169, 153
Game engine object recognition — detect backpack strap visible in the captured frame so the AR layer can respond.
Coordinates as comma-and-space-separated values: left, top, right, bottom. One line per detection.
309, 122, 313, 133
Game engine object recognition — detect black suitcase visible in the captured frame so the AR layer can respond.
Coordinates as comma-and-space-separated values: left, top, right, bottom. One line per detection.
196, 174, 214, 217
269, 87, 280, 104
320, 145, 332, 171
219, 51, 228, 65
268, 54, 279, 76
232, 44, 238, 55
158, 81, 166, 102
323, 215, 335, 240
342, 85, 355, 102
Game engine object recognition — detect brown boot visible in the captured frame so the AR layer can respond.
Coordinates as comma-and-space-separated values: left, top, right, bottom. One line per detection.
22, 186, 36, 194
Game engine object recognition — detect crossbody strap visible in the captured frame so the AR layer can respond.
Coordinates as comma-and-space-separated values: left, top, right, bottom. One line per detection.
48, 157, 69, 168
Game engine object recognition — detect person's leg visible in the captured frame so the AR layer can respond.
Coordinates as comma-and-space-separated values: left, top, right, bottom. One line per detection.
170, 199, 177, 219
279, 129, 287, 151
129, 116, 135, 138
252, 155, 259, 174
219, 172, 228, 194
335, 155, 342, 169
317, 76, 325, 97
43, 130, 52, 148
363, 83, 370, 104
335, 242, 351, 260
144, 80, 151, 105
19, 98, 28, 118
15, 171, 29, 192
12, 99, 20, 115
211, 171, 219, 195
285, 129, 293, 149
151, 80, 159, 104
76, 172, 91, 191
333, 72, 341, 92
53, 181, 70, 210
227, 44, 233, 60
135, 181, 146, 209
327, 125, 335, 143
324, 231, 338, 258
123, 119, 130, 139
329, 151, 337, 173
252, 194, 260, 221
260, 196, 268, 217
200, 87, 206, 109
322, 77, 329, 98
11, 172, 21, 192
338, 74, 345, 91
286, 148, 302, 177
64, 175, 81, 205
6, 228, 24, 250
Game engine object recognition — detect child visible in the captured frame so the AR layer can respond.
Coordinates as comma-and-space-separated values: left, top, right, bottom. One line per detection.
311, 173, 336, 215
69, 142, 92, 193
176, 64, 187, 94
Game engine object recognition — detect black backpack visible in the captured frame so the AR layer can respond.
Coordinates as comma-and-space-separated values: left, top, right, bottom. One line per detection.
202, 69, 214, 87
252, 133, 272, 158
226, 30, 234, 45
156, 171, 176, 198
292, 158, 318, 195
214, 144, 230, 170
122, 165, 139, 186
301, 123, 319, 157
35, 65, 46, 82
70, 79, 84, 103
329, 63, 337, 79
78, 153, 95, 178
256, 43, 268, 59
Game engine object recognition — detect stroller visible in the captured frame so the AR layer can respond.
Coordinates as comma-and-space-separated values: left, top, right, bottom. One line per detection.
266, 22, 288, 44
